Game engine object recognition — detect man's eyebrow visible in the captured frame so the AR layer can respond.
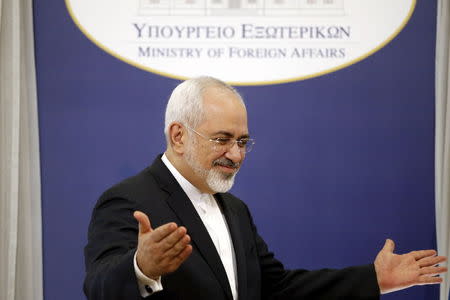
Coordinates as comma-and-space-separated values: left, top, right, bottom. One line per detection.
211, 131, 250, 139
211, 131, 234, 137
238, 134, 250, 139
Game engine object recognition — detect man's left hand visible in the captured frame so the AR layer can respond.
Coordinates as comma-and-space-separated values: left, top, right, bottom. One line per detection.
374, 239, 447, 294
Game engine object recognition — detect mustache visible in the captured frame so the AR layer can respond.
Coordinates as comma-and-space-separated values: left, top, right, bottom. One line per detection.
213, 158, 240, 169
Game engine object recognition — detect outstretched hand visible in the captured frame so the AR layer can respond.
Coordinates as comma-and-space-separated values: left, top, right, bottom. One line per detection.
374, 239, 447, 294
134, 211, 193, 280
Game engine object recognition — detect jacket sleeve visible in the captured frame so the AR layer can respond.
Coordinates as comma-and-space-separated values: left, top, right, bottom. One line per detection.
83, 195, 144, 300
243, 205, 381, 300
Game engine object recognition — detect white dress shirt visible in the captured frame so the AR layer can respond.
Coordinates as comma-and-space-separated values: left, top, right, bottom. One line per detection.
134, 154, 238, 299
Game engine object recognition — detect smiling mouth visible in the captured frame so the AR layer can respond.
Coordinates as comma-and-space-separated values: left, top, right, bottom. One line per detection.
216, 164, 237, 172
212, 158, 240, 173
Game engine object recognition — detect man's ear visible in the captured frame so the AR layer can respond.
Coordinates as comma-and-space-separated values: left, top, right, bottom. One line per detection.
168, 122, 186, 154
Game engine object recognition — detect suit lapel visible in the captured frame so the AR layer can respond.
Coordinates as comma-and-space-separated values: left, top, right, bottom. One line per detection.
216, 194, 248, 300
149, 156, 233, 300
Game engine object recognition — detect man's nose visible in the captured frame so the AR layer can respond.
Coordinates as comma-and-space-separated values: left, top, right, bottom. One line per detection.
225, 142, 243, 163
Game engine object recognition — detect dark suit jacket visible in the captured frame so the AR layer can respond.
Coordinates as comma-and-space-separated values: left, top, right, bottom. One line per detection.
84, 155, 380, 300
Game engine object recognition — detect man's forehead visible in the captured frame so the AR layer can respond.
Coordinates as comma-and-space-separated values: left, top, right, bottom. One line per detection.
202, 92, 245, 114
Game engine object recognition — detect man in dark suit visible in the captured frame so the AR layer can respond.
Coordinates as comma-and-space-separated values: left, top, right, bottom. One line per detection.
84, 77, 446, 300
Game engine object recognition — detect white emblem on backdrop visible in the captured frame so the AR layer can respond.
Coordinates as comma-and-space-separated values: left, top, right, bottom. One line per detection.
66, 0, 415, 85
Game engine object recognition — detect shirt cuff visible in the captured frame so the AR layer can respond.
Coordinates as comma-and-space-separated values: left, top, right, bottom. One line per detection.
133, 251, 163, 297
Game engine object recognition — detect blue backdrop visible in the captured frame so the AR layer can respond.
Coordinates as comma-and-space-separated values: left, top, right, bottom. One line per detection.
34, 0, 438, 299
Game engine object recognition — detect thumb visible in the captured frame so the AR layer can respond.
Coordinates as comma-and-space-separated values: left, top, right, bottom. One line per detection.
133, 211, 152, 234
381, 238, 395, 253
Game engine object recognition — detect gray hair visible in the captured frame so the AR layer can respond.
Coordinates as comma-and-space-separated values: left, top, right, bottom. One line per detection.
164, 76, 244, 144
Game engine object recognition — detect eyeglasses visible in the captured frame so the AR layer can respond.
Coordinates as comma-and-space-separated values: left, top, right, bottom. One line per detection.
185, 124, 255, 153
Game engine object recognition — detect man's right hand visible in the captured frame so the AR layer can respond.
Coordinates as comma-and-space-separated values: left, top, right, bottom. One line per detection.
133, 211, 193, 280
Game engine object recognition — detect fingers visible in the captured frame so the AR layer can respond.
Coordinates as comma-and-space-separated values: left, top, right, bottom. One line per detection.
167, 234, 191, 258
419, 266, 448, 276
418, 255, 447, 267
133, 211, 185, 244
164, 245, 193, 274
382, 239, 395, 253
175, 244, 193, 264
410, 249, 437, 260
149, 222, 179, 242
418, 275, 444, 285
160, 227, 191, 253
140, 219, 192, 257
134, 211, 152, 234
160, 235, 192, 273
153, 227, 192, 272
135, 218, 193, 278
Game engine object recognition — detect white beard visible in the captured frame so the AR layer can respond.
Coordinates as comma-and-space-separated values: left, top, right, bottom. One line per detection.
205, 167, 236, 193
184, 140, 237, 193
